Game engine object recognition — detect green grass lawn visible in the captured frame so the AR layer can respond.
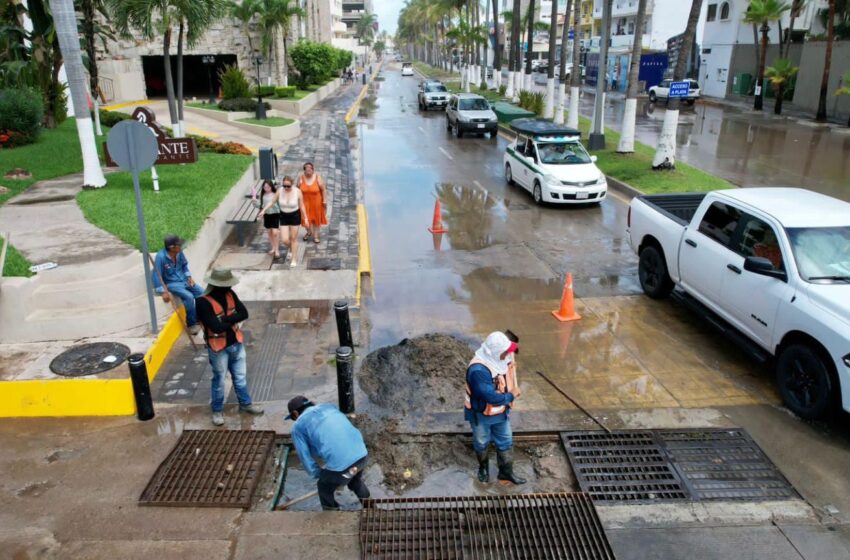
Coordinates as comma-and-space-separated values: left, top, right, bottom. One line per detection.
274, 89, 312, 100
186, 101, 224, 111
412, 61, 457, 81
575, 116, 733, 194
444, 81, 506, 103
236, 117, 295, 127
77, 153, 253, 251
1, 235, 32, 277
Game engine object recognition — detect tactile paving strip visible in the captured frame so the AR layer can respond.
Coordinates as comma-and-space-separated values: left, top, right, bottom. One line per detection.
247, 324, 287, 402
139, 429, 275, 508
360, 493, 616, 560
562, 429, 798, 503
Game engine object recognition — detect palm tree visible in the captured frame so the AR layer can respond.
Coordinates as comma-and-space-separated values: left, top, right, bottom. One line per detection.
508, 0, 521, 99
834, 71, 850, 127
78, 0, 115, 135
258, 0, 305, 86
229, 0, 261, 55
652, 0, 703, 169
616, 0, 647, 153
543, 0, 560, 118
491, 0, 501, 89
109, 0, 181, 134
744, 0, 791, 111
816, 0, 836, 122
523, 0, 535, 91
765, 57, 798, 114
356, 12, 377, 65
49, 0, 106, 187
554, 0, 572, 124
783, 0, 807, 57
567, 0, 582, 128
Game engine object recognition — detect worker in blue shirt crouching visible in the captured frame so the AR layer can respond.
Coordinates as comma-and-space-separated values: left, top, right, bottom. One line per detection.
465, 331, 526, 485
287, 396, 370, 510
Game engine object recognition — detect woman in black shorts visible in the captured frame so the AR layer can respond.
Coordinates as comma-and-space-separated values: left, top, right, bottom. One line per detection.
254, 180, 282, 258
276, 175, 309, 268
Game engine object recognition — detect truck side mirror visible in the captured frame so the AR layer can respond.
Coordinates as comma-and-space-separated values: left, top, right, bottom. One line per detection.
744, 256, 787, 281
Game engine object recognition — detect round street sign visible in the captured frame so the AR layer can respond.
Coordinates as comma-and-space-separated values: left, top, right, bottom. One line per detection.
106, 120, 159, 173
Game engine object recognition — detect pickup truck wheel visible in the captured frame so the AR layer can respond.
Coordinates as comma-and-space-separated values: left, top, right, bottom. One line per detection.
638, 245, 674, 299
533, 181, 543, 205
649, 91, 657, 102
505, 163, 514, 185
777, 344, 834, 420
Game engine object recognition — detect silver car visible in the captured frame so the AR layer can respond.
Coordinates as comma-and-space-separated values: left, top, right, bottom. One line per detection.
418, 81, 449, 111
445, 93, 498, 139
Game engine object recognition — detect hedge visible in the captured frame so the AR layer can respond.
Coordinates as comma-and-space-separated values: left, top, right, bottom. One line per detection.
275, 86, 297, 98
0, 88, 44, 148
218, 97, 272, 112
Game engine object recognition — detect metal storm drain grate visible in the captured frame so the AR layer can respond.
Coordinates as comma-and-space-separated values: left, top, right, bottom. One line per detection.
360, 493, 615, 560
562, 432, 690, 503
140, 430, 275, 508
563, 429, 797, 503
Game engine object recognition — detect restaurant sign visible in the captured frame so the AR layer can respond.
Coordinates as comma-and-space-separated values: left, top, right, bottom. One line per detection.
104, 107, 198, 166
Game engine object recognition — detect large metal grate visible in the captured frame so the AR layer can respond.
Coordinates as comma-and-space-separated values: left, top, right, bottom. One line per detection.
140, 429, 275, 508
563, 429, 797, 503
360, 493, 616, 560
562, 432, 690, 503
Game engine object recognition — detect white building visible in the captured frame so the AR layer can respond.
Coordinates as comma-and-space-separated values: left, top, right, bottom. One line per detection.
699, 0, 825, 98
591, 0, 692, 51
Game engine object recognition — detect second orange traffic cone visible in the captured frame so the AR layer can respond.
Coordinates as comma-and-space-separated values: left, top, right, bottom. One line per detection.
428, 199, 448, 233
552, 273, 581, 322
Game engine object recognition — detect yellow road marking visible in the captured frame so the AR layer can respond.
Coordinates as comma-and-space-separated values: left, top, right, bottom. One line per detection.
187, 126, 219, 138
356, 204, 372, 306
101, 99, 149, 111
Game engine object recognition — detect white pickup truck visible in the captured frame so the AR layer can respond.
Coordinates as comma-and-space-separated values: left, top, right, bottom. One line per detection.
628, 188, 850, 419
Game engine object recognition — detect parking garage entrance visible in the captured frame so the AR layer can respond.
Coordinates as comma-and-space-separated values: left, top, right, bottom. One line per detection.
142, 54, 238, 99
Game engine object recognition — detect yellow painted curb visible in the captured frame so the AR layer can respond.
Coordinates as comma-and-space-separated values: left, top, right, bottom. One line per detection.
345, 85, 369, 123
0, 311, 185, 417
357, 204, 372, 278
101, 99, 148, 111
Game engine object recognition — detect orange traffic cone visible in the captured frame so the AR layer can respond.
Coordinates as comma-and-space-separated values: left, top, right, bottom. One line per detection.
552, 273, 581, 322
428, 199, 448, 233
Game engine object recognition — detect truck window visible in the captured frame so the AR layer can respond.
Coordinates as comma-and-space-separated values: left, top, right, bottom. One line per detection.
736, 215, 784, 270
698, 202, 741, 248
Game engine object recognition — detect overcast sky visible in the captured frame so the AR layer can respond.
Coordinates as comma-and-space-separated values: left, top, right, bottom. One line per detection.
375, 0, 404, 35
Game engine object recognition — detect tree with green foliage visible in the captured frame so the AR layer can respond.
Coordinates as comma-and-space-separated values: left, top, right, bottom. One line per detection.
834, 71, 850, 127
229, 0, 261, 54
258, 0, 305, 86
744, 0, 791, 111
765, 57, 798, 115
356, 12, 377, 64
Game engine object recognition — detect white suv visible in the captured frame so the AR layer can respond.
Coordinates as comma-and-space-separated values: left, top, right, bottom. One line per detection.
648, 79, 701, 105
445, 93, 498, 139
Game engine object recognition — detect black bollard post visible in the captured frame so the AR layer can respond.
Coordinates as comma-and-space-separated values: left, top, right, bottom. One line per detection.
362, 72, 366, 85
333, 300, 354, 349
127, 353, 155, 421
336, 346, 355, 414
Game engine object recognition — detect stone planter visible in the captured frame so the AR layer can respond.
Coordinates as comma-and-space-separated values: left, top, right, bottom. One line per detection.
230, 118, 301, 141
266, 78, 342, 116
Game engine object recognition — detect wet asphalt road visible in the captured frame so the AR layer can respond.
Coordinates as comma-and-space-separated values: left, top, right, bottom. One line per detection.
360, 66, 639, 349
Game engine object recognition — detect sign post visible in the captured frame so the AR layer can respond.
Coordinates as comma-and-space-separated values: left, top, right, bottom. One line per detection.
106, 120, 161, 334
668, 81, 690, 99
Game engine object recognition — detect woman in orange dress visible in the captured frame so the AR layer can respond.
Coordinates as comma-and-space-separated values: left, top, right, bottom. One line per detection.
298, 162, 328, 243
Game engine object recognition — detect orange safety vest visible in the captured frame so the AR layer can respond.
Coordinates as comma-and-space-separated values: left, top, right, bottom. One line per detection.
201, 292, 244, 352
464, 355, 517, 416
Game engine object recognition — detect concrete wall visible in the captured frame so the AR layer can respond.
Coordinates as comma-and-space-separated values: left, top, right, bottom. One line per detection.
792, 41, 850, 121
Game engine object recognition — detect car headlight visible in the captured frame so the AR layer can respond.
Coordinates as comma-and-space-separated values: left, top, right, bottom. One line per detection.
543, 174, 560, 185
597, 174, 607, 185
458, 114, 470, 123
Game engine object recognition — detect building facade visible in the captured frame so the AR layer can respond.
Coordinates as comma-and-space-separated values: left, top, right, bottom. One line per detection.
591, 0, 693, 51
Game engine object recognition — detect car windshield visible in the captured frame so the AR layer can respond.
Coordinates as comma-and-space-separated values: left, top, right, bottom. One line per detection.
786, 226, 850, 281
535, 141, 593, 165
459, 98, 490, 111
425, 84, 447, 93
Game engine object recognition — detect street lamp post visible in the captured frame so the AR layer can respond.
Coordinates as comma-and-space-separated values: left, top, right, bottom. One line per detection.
202, 55, 216, 105
253, 54, 267, 120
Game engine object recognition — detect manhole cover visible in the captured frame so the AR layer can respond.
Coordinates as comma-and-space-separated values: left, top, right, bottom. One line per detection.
307, 257, 341, 270
361, 493, 615, 560
563, 429, 798, 503
140, 429, 275, 508
49, 342, 131, 377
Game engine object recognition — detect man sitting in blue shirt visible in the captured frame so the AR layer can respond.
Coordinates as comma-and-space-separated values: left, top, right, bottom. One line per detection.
286, 396, 370, 510
152, 234, 204, 334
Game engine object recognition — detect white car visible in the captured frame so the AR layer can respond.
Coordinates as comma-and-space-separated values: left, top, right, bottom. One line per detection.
503, 118, 607, 205
648, 78, 700, 104
629, 188, 850, 419
401, 62, 414, 76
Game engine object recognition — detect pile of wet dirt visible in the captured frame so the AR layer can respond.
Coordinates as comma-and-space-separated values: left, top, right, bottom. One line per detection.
359, 334, 473, 415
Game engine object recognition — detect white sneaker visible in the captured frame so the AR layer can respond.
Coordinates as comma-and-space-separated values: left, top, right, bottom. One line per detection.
290, 260, 297, 268
211, 412, 224, 426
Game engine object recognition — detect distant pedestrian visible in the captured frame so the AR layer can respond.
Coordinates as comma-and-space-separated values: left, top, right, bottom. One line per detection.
195, 267, 264, 426
286, 396, 371, 511
275, 175, 309, 268
298, 162, 328, 244
152, 234, 204, 335
254, 180, 281, 258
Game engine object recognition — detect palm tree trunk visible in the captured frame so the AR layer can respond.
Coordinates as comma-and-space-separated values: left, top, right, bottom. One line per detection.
507, 0, 521, 99
754, 23, 768, 111
590, 0, 611, 140
162, 27, 180, 133
524, 0, 535, 91
49, 0, 106, 187
80, 0, 101, 135
176, 20, 185, 137
544, 0, 559, 118
568, 0, 582, 129
491, 0, 501, 89
617, 0, 647, 153
752, 23, 760, 88
652, 0, 703, 169
816, 0, 836, 122
554, 0, 572, 124
282, 31, 289, 87
774, 83, 784, 114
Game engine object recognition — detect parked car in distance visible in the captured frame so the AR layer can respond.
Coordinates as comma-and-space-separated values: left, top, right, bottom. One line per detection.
401, 62, 414, 76
628, 188, 850, 420
503, 118, 607, 205
418, 81, 449, 111
648, 78, 700, 104
445, 93, 498, 139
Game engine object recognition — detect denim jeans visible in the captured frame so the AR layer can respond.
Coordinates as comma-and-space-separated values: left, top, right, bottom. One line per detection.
167, 282, 204, 326
317, 456, 370, 510
470, 418, 513, 452
208, 343, 252, 412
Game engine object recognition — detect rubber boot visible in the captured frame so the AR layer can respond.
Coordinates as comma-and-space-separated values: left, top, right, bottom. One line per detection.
496, 449, 527, 485
475, 449, 490, 483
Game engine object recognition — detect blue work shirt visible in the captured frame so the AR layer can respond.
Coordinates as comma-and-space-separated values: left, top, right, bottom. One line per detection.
291, 404, 368, 479
464, 363, 515, 426
152, 248, 193, 294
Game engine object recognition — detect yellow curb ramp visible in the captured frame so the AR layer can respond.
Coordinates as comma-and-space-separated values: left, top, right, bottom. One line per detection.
355, 203, 372, 306
0, 310, 185, 417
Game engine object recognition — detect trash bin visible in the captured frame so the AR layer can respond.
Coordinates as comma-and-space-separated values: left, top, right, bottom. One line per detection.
732, 73, 752, 95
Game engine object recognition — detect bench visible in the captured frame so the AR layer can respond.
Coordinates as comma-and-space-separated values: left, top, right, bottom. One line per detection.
227, 187, 262, 246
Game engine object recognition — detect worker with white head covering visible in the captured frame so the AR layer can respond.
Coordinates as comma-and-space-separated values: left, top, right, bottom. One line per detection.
464, 331, 525, 485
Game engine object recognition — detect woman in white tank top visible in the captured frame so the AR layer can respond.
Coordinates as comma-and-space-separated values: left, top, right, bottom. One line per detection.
273, 175, 309, 267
